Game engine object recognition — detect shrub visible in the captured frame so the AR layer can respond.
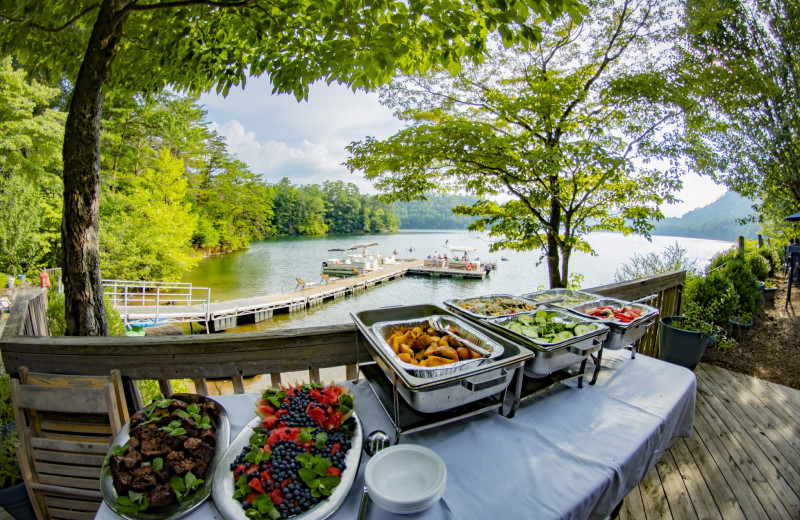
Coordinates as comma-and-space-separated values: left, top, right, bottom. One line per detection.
708, 246, 738, 272
758, 245, 782, 275
746, 253, 770, 281
723, 259, 763, 316
0, 373, 22, 488
48, 291, 125, 336
136, 379, 192, 404
682, 272, 738, 325
615, 242, 699, 282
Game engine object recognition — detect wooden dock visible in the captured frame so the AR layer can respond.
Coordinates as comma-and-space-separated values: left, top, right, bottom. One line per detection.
406, 265, 487, 279
619, 363, 800, 520
115, 260, 426, 330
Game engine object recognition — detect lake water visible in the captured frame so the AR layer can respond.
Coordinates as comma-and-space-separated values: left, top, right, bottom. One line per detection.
181, 230, 734, 332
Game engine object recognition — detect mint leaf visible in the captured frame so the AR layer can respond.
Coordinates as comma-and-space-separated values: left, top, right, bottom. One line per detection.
187, 403, 200, 415
314, 431, 327, 449
152, 457, 164, 472
252, 494, 274, 514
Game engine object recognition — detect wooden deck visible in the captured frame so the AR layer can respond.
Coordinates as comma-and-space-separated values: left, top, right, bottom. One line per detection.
620, 363, 800, 520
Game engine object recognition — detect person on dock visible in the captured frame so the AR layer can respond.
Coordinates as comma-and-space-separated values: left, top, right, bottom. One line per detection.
443, 254, 448, 268
432, 250, 439, 267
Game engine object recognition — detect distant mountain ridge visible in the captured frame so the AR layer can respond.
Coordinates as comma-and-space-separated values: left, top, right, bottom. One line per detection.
652, 191, 760, 241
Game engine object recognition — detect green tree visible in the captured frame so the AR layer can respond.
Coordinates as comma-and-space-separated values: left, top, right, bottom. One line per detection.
348, 0, 684, 287
100, 150, 199, 280
0, 57, 65, 272
682, 0, 800, 229
0, 174, 46, 274
1, 0, 581, 335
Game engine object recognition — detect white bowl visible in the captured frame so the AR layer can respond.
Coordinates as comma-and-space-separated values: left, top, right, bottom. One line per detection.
365, 444, 447, 513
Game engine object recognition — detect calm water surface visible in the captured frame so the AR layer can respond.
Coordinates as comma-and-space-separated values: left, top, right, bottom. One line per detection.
181, 231, 733, 331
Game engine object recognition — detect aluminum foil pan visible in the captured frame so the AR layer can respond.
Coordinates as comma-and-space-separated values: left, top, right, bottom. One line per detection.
520, 289, 602, 309
443, 294, 542, 319
569, 298, 659, 328
371, 315, 505, 378
485, 308, 608, 351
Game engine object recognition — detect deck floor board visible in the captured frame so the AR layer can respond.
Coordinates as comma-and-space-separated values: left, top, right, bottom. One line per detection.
620, 362, 800, 520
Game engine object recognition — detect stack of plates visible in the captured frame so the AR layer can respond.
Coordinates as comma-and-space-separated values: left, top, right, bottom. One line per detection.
365, 444, 447, 514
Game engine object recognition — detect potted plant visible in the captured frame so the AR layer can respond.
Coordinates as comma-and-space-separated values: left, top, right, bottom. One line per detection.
658, 313, 712, 370
762, 280, 778, 305
0, 373, 35, 519
729, 312, 754, 341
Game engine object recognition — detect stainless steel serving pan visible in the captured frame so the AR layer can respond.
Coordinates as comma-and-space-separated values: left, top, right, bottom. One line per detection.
371, 315, 504, 378
569, 298, 659, 350
443, 293, 542, 319
519, 289, 602, 309
484, 309, 608, 377
352, 304, 534, 413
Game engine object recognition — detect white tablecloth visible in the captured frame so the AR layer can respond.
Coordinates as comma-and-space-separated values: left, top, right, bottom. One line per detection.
96, 350, 696, 520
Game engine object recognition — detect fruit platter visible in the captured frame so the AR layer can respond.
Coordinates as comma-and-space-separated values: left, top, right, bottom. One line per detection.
570, 298, 659, 350
443, 294, 540, 319
212, 383, 362, 520
100, 394, 230, 520
485, 309, 608, 377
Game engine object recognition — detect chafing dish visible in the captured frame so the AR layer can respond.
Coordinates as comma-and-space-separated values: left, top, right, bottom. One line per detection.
443, 294, 542, 319
484, 309, 608, 377
569, 298, 659, 350
371, 315, 504, 378
520, 289, 602, 308
352, 304, 533, 414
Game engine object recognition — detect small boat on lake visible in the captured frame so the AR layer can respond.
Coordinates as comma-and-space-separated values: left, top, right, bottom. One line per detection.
322, 242, 395, 275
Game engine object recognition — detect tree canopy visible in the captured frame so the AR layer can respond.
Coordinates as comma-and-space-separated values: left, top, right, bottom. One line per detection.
0, 0, 582, 335
348, 0, 686, 287
682, 0, 800, 232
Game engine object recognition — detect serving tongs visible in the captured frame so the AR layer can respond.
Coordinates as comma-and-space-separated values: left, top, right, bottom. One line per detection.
427, 317, 492, 357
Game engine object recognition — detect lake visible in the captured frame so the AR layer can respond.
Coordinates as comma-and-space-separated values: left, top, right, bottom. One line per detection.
181, 230, 734, 332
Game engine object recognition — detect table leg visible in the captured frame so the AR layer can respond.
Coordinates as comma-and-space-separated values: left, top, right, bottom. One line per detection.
787, 262, 794, 308
578, 358, 587, 388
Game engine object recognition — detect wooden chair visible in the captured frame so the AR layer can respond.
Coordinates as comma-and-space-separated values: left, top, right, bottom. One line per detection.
295, 278, 319, 291
11, 367, 129, 520
320, 273, 339, 284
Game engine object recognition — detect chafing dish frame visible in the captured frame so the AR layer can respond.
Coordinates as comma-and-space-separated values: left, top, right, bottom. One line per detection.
519, 289, 603, 308
351, 304, 536, 440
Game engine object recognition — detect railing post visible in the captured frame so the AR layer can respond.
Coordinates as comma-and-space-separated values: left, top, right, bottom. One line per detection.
758, 234, 763, 248
738, 236, 745, 254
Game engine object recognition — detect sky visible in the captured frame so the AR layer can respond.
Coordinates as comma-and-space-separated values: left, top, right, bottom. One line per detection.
199, 76, 727, 219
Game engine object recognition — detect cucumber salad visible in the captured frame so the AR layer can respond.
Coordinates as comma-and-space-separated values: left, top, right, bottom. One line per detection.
500, 310, 598, 343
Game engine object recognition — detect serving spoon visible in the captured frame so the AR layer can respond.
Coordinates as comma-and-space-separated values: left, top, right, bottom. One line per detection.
427, 317, 492, 357
357, 430, 390, 520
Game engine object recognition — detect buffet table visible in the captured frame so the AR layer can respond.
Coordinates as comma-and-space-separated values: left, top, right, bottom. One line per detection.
96, 350, 696, 520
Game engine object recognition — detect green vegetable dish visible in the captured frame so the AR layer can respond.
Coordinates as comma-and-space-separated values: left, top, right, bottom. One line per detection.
499, 310, 599, 344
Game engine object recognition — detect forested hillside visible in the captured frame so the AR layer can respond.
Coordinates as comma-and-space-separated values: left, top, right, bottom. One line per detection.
0, 64, 396, 282
394, 194, 478, 229
652, 192, 761, 241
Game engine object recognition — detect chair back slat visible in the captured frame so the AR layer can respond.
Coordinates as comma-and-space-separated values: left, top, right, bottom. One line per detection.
15, 385, 112, 415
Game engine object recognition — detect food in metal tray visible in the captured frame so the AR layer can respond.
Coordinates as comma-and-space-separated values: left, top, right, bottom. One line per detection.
229, 384, 356, 519
501, 310, 600, 343
451, 296, 537, 316
585, 305, 642, 323
385, 325, 486, 366
107, 393, 220, 515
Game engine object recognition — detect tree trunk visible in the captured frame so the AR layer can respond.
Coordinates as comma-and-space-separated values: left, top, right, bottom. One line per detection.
62, 0, 130, 335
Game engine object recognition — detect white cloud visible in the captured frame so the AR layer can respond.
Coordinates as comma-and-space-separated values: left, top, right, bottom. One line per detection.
202, 78, 728, 216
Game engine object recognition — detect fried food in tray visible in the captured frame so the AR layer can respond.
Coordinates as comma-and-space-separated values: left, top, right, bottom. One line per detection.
386, 324, 485, 367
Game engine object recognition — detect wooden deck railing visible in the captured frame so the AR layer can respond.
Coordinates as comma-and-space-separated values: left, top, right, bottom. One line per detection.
0, 271, 685, 410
